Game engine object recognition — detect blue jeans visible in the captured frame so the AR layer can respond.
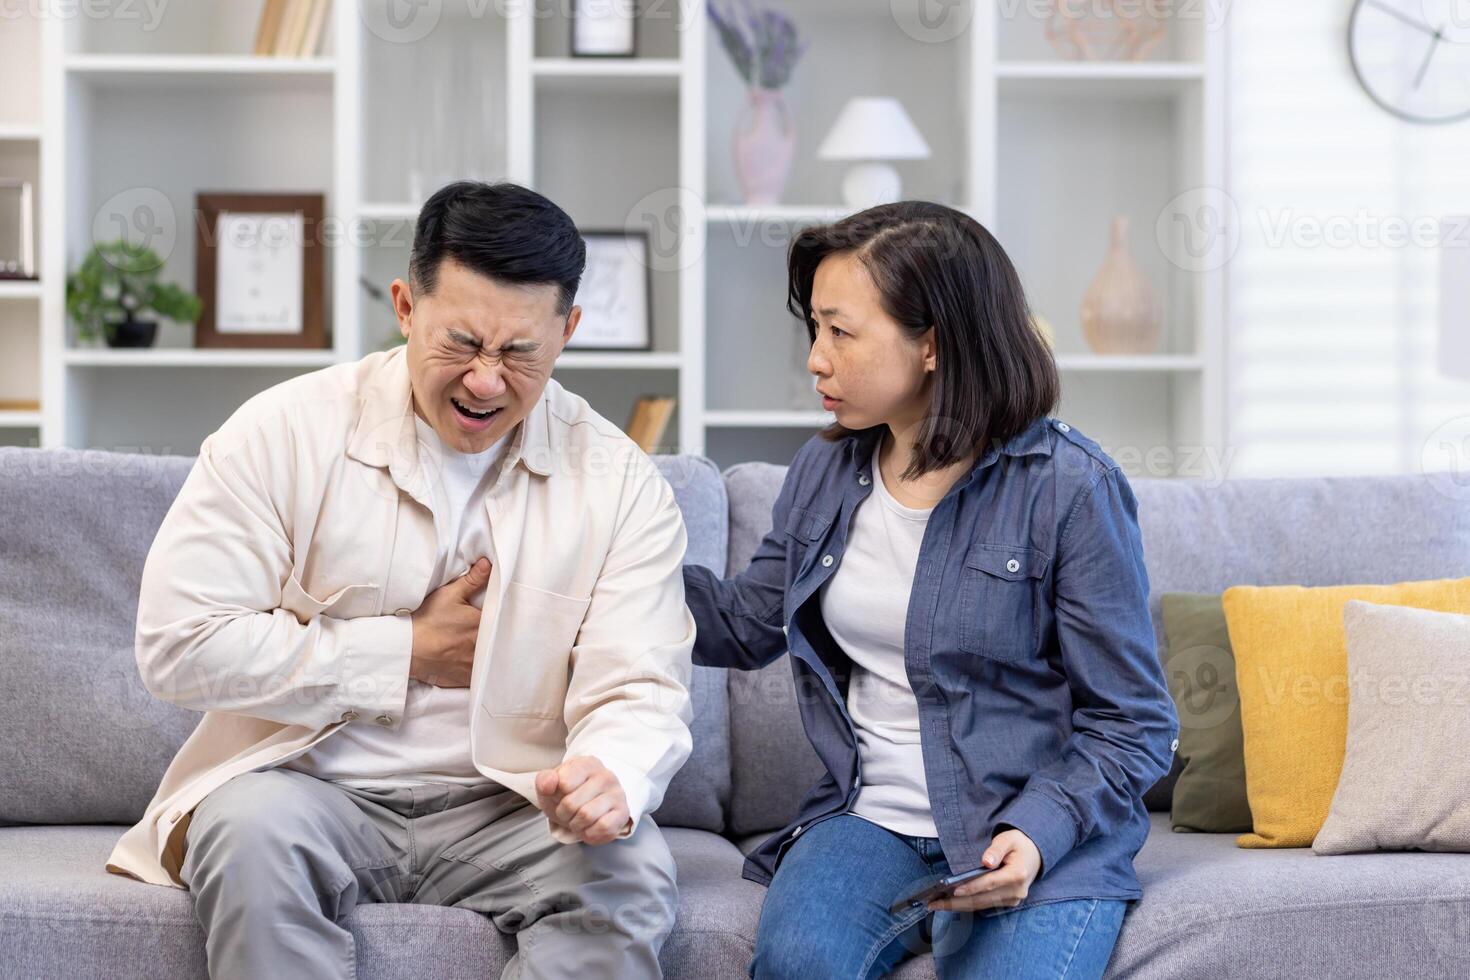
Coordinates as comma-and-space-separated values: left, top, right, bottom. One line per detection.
750, 814, 1127, 980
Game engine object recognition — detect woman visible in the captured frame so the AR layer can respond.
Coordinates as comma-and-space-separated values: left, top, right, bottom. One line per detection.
683, 202, 1179, 979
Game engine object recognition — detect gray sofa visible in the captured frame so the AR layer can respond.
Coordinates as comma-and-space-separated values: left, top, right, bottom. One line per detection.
3, 445, 1469, 979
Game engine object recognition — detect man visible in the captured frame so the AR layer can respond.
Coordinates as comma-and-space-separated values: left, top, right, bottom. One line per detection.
104, 181, 695, 979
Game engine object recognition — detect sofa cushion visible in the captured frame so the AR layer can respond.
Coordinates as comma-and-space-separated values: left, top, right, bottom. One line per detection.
0, 448, 199, 826
1160, 592, 1251, 834
720, 463, 826, 837
0, 448, 731, 833
0, 824, 763, 979
722, 467, 1470, 828
649, 455, 733, 832
1314, 601, 1470, 856
1223, 575, 1470, 849
1107, 813, 1470, 979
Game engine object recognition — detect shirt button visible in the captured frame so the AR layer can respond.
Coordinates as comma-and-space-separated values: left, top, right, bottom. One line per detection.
1170, 737, 1180, 753
858, 474, 870, 486
1056, 421, 1071, 433
169, 810, 182, 823
394, 607, 412, 616
340, 709, 359, 722
1006, 558, 1020, 573
376, 714, 394, 726
821, 554, 834, 567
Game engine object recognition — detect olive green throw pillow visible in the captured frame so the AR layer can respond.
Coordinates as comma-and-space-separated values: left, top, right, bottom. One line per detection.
1161, 592, 1253, 834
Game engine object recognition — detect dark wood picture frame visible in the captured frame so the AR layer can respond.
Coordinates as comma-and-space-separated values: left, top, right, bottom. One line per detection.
567, 229, 654, 352
194, 192, 327, 349
570, 0, 639, 58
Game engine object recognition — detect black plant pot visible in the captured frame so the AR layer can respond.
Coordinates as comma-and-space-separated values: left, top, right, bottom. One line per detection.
104, 316, 158, 348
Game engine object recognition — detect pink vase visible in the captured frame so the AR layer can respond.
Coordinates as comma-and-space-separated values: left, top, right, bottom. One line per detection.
734, 88, 796, 206
1080, 215, 1163, 355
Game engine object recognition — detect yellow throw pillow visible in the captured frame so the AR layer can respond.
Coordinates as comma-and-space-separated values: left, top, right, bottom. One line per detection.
1222, 577, 1470, 848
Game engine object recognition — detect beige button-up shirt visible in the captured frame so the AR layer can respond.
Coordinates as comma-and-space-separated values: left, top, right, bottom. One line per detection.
105, 347, 695, 888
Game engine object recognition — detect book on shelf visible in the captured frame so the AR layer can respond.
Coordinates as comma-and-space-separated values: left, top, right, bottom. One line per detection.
254, 0, 331, 58
252, 0, 288, 55
624, 396, 676, 454
298, 0, 332, 56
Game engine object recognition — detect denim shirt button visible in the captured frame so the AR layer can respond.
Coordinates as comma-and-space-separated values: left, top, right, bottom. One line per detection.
858, 474, 870, 486
821, 554, 834, 567
1056, 421, 1071, 432
1006, 558, 1020, 572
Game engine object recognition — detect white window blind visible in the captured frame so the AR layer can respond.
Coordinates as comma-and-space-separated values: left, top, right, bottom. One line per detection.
1227, 0, 1470, 477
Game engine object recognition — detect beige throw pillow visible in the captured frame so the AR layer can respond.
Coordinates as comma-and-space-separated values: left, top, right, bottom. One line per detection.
1313, 600, 1470, 855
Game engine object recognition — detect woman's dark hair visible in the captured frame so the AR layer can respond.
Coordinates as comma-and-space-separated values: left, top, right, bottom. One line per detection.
409, 180, 586, 316
786, 201, 1059, 480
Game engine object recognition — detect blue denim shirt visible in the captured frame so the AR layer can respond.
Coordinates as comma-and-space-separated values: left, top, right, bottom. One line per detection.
683, 416, 1179, 907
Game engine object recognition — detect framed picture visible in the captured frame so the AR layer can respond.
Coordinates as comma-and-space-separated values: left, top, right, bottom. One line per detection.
194, 192, 327, 349
568, 230, 653, 351
0, 179, 36, 280
570, 0, 638, 58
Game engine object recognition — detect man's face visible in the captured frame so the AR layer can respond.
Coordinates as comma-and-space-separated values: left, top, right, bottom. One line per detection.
392, 257, 580, 453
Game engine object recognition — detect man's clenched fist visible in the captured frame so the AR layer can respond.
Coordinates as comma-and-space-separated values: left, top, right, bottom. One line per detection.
535, 757, 631, 846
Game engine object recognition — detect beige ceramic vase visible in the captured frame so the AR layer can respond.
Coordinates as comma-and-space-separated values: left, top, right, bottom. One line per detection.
1080, 215, 1162, 355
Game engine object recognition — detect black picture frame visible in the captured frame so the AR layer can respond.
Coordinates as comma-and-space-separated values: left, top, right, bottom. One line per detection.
570, 0, 639, 58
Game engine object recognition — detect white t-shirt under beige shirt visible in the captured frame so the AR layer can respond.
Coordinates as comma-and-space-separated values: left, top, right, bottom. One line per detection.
283, 413, 511, 788
818, 441, 939, 839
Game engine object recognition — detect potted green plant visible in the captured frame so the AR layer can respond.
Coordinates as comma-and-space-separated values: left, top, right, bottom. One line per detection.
66, 241, 202, 348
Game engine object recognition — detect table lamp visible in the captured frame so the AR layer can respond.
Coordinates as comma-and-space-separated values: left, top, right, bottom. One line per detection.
817, 97, 931, 209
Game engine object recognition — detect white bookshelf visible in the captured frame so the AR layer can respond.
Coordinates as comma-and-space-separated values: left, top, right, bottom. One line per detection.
31, 0, 1225, 476
0, 7, 42, 448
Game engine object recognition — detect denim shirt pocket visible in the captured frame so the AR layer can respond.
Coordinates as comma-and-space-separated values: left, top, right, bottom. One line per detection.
785, 505, 832, 544
957, 544, 1051, 663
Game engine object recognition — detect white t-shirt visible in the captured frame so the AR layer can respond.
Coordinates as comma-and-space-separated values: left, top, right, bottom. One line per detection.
282, 413, 512, 788
818, 441, 939, 839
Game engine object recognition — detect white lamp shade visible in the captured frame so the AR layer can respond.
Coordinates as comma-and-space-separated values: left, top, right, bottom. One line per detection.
1441, 217, 1470, 381
817, 97, 931, 162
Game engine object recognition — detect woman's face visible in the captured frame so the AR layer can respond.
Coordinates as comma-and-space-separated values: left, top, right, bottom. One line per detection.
806, 251, 935, 434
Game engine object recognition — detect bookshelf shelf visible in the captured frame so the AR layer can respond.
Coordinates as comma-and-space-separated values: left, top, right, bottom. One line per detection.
0, 410, 43, 428
556, 352, 683, 371
705, 411, 835, 429
0, 281, 42, 301
63, 349, 340, 369
63, 55, 336, 90
1054, 354, 1205, 372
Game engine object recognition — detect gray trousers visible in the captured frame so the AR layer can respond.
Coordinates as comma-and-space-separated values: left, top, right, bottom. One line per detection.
178, 767, 677, 979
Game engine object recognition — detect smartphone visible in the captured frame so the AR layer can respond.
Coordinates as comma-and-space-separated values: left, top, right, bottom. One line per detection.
889, 866, 995, 915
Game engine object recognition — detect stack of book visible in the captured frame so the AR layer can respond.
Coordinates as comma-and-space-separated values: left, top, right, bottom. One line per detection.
624, 396, 677, 454
253, 0, 333, 57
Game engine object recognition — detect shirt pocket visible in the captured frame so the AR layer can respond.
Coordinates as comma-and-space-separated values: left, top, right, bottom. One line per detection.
957, 544, 1050, 663
280, 573, 379, 623
784, 505, 832, 545
485, 581, 592, 720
